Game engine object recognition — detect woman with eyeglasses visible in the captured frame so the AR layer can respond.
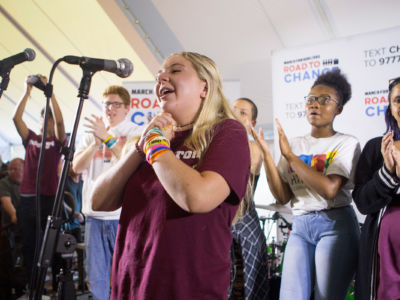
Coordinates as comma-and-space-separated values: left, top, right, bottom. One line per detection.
353, 77, 400, 300
252, 69, 361, 300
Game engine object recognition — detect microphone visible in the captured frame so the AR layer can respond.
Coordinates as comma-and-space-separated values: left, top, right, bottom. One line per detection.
62, 56, 133, 78
0, 48, 36, 73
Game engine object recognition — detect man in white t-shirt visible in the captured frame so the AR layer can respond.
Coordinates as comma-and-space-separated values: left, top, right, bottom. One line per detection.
72, 85, 141, 300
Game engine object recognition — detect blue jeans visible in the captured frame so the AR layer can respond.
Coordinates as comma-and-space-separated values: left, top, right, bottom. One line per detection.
85, 217, 119, 300
279, 206, 360, 300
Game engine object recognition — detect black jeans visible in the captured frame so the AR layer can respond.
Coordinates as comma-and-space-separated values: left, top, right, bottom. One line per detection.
17, 195, 55, 283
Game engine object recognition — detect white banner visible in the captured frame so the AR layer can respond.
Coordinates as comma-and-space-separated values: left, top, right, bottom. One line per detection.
271, 26, 400, 221
272, 26, 400, 155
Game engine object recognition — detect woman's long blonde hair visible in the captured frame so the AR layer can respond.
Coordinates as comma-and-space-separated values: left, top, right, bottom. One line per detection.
176, 52, 253, 223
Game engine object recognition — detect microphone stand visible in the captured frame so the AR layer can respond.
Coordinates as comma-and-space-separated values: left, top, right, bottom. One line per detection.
30, 68, 95, 300
272, 212, 292, 231
0, 70, 10, 99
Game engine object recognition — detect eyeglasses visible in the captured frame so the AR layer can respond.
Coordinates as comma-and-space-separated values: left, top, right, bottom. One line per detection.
304, 95, 339, 106
102, 101, 125, 109
389, 77, 400, 92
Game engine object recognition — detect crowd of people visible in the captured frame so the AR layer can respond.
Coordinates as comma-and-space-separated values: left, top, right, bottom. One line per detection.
0, 51, 399, 300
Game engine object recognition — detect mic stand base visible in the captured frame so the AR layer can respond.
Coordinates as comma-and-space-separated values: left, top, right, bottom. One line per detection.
56, 253, 76, 300
30, 70, 94, 299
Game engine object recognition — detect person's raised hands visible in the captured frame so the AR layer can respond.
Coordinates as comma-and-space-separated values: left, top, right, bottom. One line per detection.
381, 131, 395, 174
275, 119, 292, 159
84, 114, 108, 145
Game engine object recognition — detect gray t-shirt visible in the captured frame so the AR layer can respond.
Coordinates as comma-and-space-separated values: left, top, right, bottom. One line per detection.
0, 176, 20, 227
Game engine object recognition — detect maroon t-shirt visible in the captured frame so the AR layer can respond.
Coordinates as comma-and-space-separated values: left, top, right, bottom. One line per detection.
111, 119, 250, 300
20, 130, 64, 196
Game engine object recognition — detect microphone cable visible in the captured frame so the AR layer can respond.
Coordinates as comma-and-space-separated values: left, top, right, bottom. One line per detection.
29, 57, 64, 298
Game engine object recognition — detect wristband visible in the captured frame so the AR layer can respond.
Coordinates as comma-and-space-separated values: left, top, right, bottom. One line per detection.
149, 149, 170, 164
105, 137, 117, 149
103, 135, 114, 143
143, 136, 170, 153
142, 129, 171, 165
146, 146, 171, 164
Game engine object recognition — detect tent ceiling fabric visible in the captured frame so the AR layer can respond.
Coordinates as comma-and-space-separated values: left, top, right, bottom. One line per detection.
142, 0, 400, 132
1, 0, 400, 157
0, 0, 154, 147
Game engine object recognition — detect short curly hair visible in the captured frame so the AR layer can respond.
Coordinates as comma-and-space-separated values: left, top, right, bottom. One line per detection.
311, 69, 351, 106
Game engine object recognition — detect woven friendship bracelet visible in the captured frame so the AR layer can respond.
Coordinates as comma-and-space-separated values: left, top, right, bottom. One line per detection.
135, 140, 146, 158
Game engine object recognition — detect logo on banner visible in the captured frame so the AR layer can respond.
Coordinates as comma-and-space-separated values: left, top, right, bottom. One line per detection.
283, 55, 340, 83
364, 89, 389, 117
364, 44, 400, 68
129, 88, 161, 127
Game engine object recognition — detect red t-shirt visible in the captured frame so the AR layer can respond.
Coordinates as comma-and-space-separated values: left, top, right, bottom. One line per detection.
20, 130, 64, 196
111, 119, 250, 300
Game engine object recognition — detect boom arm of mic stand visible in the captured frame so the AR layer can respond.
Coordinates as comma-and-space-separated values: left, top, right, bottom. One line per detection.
31, 70, 94, 300
78, 69, 94, 99
0, 71, 10, 99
